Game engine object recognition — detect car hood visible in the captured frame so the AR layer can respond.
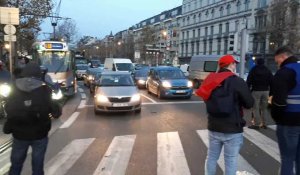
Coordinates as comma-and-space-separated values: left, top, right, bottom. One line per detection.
162, 79, 189, 86
96, 86, 138, 97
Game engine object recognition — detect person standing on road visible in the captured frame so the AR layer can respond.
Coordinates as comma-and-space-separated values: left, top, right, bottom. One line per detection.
246, 58, 273, 129
3, 63, 56, 175
271, 46, 300, 175
196, 55, 254, 175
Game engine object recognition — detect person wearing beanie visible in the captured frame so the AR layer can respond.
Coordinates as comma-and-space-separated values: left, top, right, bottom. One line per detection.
4, 62, 54, 175
196, 55, 254, 175
246, 58, 273, 129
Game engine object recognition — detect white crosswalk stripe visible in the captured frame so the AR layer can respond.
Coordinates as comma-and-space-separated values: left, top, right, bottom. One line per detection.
42, 127, 280, 175
157, 132, 191, 175
196, 130, 260, 175
244, 128, 280, 162
45, 138, 95, 175
93, 135, 136, 175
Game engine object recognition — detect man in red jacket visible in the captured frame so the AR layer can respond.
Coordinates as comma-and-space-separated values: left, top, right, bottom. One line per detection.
197, 55, 254, 175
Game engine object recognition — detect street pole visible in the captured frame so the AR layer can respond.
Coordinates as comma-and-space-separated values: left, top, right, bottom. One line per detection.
240, 28, 248, 79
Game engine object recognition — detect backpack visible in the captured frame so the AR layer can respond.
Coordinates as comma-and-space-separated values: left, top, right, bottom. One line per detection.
5, 85, 52, 123
205, 78, 236, 117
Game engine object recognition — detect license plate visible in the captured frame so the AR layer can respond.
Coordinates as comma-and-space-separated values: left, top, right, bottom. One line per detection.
176, 90, 186, 93
112, 103, 129, 107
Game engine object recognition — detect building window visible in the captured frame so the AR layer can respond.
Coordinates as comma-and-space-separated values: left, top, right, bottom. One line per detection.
217, 39, 221, 54
210, 25, 214, 36
181, 44, 184, 56
258, 0, 267, 8
200, 0, 203, 7
183, 18, 186, 26
220, 6, 224, 17
183, 5, 186, 13
226, 4, 231, 15
188, 3, 191, 11
205, 27, 208, 36
196, 42, 200, 55
187, 16, 190, 25
219, 23, 223, 34
198, 13, 202, 22
182, 31, 185, 40
209, 39, 213, 54
204, 40, 207, 55
237, 1, 241, 12
191, 43, 195, 55
193, 14, 196, 23
205, 10, 209, 20
198, 28, 201, 37
194, 1, 197, 8
211, 9, 215, 19
224, 38, 228, 54
193, 30, 196, 38
187, 31, 190, 39
185, 43, 188, 56
235, 21, 239, 32
225, 22, 229, 33
245, 0, 250, 10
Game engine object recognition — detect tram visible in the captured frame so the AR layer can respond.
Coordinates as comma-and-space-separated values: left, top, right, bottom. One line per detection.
32, 41, 76, 97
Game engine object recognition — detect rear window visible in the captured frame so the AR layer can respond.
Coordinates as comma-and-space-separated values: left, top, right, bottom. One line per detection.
204, 61, 218, 72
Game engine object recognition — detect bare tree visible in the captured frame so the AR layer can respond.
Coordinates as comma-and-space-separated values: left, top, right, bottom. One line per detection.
267, 0, 300, 51
7, 0, 53, 52
137, 26, 157, 63
56, 19, 78, 43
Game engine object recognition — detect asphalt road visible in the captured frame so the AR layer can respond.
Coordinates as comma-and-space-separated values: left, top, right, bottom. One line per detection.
2, 82, 279, 175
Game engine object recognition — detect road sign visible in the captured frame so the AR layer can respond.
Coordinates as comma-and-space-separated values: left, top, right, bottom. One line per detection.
0, 7, 19, 25
4, 35, 16, 42
4, 24, 16, 35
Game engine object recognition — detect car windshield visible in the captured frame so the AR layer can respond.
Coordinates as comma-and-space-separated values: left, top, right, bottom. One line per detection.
76, 65, 88, 70
38, 51, 71, 73
98, 74, 134, 86
158, 70, 186, 80
116, 63, 133, 71
135, 69, 149, 77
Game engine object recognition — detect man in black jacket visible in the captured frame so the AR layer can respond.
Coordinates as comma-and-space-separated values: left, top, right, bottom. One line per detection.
4, 63, 53, 175
271, 46, 300, 175
246, 58, 273, 129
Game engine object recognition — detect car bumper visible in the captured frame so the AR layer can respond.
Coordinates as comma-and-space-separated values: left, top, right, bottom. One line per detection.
94, 100, 141, 112
161, 88, 193, 98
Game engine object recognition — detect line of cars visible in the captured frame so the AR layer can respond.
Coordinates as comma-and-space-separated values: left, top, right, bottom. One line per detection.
77, 57, 195, 114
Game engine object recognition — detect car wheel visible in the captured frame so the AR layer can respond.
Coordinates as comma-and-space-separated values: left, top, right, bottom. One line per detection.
193, 80, 200, 89
135, 109, 141, 114
94, 108, 100, 115
157, 88, 163, 99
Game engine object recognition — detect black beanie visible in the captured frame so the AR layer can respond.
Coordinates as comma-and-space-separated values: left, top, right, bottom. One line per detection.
256, 58, 265, 65
21, 62, 42, 78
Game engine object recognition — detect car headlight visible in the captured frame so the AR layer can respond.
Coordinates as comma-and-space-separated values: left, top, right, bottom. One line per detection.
52, 89, 63, 100
162, 81, 172, 88
88, 75, 93, 80
138, 79, 146, 85
0, 84, 11, 97
96, 95, 109, 103
131, 94, 141, 102
187, 81, 193, 88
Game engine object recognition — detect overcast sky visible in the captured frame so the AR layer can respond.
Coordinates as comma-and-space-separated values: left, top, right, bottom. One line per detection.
40, 0, 182, 40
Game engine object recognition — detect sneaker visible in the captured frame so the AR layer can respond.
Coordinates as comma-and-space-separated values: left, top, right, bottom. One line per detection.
248, 125, 259, 129
260, 125, 267, 129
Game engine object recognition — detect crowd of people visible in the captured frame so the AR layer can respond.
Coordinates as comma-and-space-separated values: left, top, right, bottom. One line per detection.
197, 46, 300, 175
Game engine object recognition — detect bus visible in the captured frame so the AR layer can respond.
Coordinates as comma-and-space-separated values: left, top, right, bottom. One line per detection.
32, 41, 76, 97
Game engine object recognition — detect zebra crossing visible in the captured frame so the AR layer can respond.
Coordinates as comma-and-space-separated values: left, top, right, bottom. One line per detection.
42, 125, 280, 175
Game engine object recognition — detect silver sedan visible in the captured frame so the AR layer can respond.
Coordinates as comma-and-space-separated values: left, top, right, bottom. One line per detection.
94, 72, 141, 114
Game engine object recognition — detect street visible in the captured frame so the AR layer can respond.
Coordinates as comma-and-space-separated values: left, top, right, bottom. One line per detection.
0, 81, 278, 175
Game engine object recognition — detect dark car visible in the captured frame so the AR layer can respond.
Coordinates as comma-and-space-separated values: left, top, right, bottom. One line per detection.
134, 67, 150, 89
146, 66, 193, 99
83, 67, 103, 87
75, 64, 89, 80
89, 60, 101, 68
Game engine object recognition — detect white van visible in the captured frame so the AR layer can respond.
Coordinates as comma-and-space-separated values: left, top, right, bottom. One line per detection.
188, 55, 241, 88
104, 58, 134, 72
179, 64, 189, 77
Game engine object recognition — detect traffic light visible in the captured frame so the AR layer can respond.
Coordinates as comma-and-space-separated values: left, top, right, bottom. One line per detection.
228, 33, 238, 52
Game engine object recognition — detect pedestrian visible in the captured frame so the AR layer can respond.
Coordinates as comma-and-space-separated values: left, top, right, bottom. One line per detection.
3, 63, 59, 175
246, 58, 273, 129
271, 46, 300, 175
196, 55, 254, 175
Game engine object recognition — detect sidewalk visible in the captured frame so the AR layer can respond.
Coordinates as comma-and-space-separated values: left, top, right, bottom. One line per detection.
0, 121, 12, 153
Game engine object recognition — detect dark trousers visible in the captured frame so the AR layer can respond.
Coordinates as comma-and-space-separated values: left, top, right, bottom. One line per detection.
276, 125, 300, 175
9, 137, 48, 175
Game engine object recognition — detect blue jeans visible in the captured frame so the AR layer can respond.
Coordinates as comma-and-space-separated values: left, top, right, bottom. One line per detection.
205, 131, 243, 175
9, 137, 48, 175
276, 125, 300, 175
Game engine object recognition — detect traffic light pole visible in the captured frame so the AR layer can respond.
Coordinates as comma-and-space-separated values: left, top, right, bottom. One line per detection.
240, 28, 248, 79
